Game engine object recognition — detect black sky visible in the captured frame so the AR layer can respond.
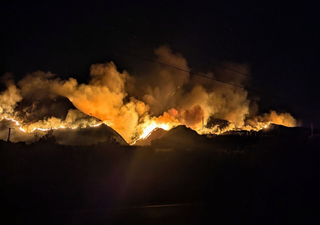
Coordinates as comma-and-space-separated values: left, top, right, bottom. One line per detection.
1, 0, 320, 127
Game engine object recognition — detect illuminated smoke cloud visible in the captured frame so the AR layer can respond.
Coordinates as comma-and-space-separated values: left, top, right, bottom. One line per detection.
140, 46, 190, 115
12, 63, 145, 142
245, 110, 297, 129
0, 45, 297, 144
0, 75, 22, 115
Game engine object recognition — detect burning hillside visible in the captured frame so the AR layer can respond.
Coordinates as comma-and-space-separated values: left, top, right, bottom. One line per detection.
0, 96, 127, 145
0, 46, 297, 144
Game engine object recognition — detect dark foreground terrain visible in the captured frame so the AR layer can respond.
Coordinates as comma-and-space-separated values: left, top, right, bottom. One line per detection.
1, 126, 320, 224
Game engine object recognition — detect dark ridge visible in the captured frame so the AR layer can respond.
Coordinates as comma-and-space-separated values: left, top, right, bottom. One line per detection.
54, 124, 128, 146
134, 127, 167, 146
151, 125, 207, 149
259, 123, 314, 138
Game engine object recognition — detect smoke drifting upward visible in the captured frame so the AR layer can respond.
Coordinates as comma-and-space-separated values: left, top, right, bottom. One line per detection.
0, 46, 297, 144
0, 75, 22, 115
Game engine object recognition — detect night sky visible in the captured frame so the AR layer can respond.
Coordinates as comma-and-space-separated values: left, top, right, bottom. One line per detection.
1, 1, 320, 128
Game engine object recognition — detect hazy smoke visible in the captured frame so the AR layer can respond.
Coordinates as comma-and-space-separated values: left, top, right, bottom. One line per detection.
0, 77, 22, 115
0, 45, 297, 144
246, 110, 297, 128
141, 46, 190, 115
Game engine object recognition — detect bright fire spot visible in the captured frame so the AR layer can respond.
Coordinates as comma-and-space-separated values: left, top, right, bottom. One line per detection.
263, 122, 271, 129
0, 115, 103, 134
140, 123, 170, 140
130, 122, 171, 145
89, 122, 103, 128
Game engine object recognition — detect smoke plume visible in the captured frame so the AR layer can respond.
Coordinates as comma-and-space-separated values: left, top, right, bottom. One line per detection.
0, 46, 297, 144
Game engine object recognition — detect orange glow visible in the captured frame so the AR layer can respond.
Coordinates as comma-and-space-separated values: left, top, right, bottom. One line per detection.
0, 113, 288, 145
89, 122, 103, 128
0, 115, 103, 133
140, 122, 170, 139
130, 122, 171, 145
0, 47, 298, 145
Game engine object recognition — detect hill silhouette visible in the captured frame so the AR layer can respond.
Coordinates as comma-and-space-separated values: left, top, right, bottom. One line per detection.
134, 127, 167, 146
54, 124, 128, 146
151, 125, 208, 149
1, 96, 129, 145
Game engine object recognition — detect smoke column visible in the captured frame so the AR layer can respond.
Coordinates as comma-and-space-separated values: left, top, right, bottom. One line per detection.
0, 46, 297, 143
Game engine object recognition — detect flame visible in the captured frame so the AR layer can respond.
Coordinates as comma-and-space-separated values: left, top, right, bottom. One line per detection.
2, 114, 173, 145
0, 46, 298, 144
89, 122, 103, 128
0, 115, 103, 134
130, 122, 171, 145
0, 113, 288, 145
140, 122, 170, 139
134, 119, 272, 143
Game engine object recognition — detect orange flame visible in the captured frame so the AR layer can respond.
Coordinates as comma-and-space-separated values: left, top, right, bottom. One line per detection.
0, 115, 104, 133
0, 114, 285, 145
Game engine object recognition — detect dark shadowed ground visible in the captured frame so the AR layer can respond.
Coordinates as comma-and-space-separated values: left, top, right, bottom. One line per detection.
1, 126, 320, 224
